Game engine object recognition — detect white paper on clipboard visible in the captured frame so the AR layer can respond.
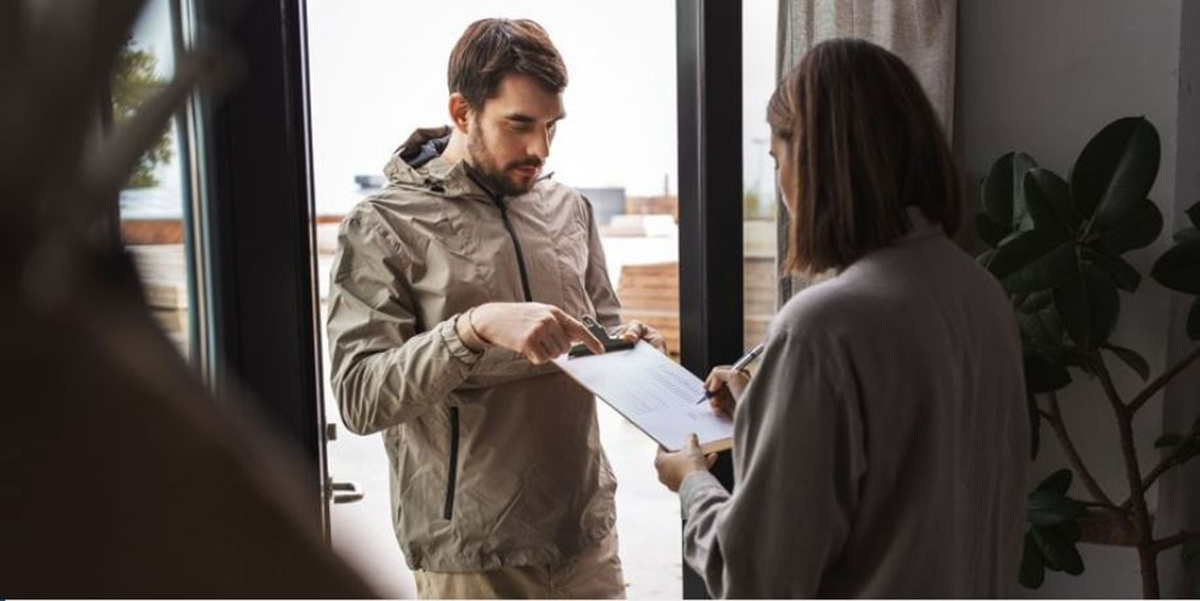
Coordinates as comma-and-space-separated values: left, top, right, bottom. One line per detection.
553, 341, 733, 453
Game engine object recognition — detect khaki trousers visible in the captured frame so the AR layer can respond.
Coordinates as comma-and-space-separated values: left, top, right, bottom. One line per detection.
413, 532, 625, 599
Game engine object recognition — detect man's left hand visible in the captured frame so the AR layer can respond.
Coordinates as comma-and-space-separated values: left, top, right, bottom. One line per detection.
619, 320, 668, 353
654, 434, 717, 492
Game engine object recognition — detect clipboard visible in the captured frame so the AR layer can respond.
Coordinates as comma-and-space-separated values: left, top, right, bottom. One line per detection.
555, 328, 733, 454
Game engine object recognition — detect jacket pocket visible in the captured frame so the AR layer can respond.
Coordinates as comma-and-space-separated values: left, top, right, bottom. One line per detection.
442, 406, 460, 520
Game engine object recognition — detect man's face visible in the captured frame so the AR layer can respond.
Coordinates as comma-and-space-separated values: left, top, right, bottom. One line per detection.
464, 74, 565, 197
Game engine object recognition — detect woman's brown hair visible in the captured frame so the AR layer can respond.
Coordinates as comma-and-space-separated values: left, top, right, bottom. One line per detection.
768, 38, 962, 274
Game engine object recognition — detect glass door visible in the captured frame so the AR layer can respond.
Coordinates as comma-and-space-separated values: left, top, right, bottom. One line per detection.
742, 0, 782, 354
117, 0, 206, 369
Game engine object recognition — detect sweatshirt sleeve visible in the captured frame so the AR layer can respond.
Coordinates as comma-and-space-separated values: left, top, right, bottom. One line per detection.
326, 206, 481, 435
678, 325, 867, 598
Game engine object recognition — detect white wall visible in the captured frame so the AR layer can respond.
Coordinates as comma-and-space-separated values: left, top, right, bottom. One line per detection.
1159, 0, 1200, 595
957, 0, 1196, 597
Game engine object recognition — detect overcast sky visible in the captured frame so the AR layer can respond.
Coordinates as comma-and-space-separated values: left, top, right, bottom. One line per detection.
306, 0, 778, 214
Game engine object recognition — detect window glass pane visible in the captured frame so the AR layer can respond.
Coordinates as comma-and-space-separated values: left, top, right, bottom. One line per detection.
743, 0, 780, 357
308, 2, 680, 597
118, 0, 197, 361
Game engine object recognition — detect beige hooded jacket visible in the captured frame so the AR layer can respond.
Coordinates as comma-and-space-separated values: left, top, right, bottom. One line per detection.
326, 127, 620, 572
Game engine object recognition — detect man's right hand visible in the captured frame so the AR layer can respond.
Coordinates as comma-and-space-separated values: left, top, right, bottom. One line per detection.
704, 366, 751, 418
470, 302, 605, 365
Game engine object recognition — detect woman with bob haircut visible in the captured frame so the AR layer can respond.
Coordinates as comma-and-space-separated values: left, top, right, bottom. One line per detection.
652, 38, 1029, 598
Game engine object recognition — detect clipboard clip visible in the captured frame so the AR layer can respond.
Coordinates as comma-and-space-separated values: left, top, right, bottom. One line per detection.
568, 315, 636, 358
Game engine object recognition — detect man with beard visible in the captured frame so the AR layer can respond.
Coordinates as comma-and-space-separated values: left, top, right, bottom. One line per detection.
326, 18, 664, 600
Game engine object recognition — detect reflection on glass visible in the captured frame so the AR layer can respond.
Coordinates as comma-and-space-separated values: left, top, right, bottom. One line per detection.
117, 0, 194, 360
743, 0, 780, 356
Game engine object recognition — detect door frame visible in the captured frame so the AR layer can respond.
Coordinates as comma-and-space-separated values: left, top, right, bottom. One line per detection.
676, 0, 744, 597
197, 0, 329, 533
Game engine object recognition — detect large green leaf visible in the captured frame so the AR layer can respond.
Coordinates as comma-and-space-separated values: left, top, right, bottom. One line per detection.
1095, 198, 1163, 254
1085, 266, 1120, 345
1020, 533, 1047, 589
990, 230, 1078, 294
1071, 117, 1160, 223
1050, 518, 1083, 544
1018, 306, 1069, 356
1033, 524, 1085, 575
1017, 290, 1055, 314
977, 213, 1010, 248
1024, 354, 1071, 393
1084, 249, 1141, 292
1104, 343, 1150, 381
983, 151, 1039, 232
1026, 168, 1082, 237
1036, 469, 1073, 495
1053, 265, 1119, 350
1152, 239, 1200, 295
1028, 489, 1087, 525
1054, 271, 1091, 350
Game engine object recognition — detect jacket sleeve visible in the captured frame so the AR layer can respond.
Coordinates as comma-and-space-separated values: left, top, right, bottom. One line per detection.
678, 327, 867, 598
326, 206, 482, 435
580, 197, 623, 330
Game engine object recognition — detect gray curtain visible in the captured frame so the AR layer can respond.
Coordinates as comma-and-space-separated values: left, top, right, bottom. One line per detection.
776, 0, 958, 132
774, 0, 958, 302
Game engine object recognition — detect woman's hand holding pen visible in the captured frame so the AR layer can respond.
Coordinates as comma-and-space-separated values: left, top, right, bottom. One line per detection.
703, 366, 751, 417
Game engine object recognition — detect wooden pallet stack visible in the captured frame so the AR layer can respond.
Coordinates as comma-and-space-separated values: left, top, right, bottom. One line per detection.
126, 243, 190, 356
616, 257, 777, 360
616, 262, 681, 357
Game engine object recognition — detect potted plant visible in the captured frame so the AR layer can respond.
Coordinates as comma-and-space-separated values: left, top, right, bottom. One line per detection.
975, 116, 1200, 598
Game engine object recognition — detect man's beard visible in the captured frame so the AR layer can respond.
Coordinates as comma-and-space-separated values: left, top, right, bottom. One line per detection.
466, 128, 541, 197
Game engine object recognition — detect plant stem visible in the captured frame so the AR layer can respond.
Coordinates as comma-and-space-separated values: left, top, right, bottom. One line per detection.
1046, 391, 1116, 506
1137, 546, 1160, 599
1127, 346, 1200, 414
1124, 420, 1200, 510
1151, 530, 1200, 553
1092, 351, 1159, 598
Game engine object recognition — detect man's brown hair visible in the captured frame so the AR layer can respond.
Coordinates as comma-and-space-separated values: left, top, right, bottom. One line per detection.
768, 38, 962, 274
448, 18, 568, 109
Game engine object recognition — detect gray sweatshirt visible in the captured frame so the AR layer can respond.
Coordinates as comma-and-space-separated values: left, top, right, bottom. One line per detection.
680, 217, 1028, 598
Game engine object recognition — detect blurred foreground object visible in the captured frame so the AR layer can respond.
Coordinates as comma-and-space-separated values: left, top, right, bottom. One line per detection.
0, 1, 375, 596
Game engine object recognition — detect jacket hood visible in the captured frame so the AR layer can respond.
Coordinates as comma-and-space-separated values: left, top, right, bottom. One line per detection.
382, 126, 477, 198
382, 126, 555, 200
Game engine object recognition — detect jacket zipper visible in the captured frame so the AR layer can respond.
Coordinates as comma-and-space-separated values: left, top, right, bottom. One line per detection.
443, 406, 460, 520
442, 184, 536, 522
490, 195, 535, 302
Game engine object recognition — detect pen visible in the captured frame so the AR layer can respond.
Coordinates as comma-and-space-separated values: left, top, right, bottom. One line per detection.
696, 342, 766, 404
